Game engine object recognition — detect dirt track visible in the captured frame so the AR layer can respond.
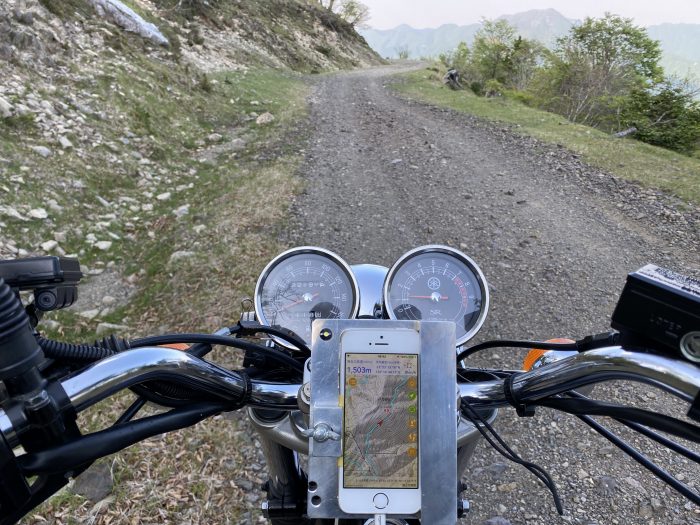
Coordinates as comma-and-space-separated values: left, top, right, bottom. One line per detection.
284, 65, 700, 524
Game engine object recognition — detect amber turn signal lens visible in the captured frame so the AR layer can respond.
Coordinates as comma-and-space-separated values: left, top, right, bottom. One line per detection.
523, 338, 575, 371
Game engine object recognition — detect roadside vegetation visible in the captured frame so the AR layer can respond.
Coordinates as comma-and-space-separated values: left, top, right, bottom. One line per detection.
394, 15, 700, 206
434, 15, 700, 157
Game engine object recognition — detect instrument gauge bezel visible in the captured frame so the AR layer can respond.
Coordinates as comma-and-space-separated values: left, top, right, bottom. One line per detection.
254, 246, 360, 348
383, 245, 490, 348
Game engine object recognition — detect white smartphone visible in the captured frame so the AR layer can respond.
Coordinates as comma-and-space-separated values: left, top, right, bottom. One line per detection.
338, 326, 421, 515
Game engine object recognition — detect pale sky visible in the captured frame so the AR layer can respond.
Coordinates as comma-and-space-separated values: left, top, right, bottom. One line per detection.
361, 0, 700, 29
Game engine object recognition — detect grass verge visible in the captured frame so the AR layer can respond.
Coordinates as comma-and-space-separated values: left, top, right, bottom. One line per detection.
393, 69, 700, 207
5, 36, 309, 525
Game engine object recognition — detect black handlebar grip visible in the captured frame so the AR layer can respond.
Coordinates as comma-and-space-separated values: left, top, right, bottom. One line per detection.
0, 278, 44, 385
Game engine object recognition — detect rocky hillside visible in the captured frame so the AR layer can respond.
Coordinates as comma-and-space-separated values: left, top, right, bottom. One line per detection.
0, 0, 381, 337
0, 0, 380, 262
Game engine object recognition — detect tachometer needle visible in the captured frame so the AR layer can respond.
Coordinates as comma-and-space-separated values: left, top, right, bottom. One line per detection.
280, 292, 319, 311
408, 293, 449, 302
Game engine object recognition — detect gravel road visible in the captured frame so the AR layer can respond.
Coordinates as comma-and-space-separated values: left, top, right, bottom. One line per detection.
282, 65, 700, 525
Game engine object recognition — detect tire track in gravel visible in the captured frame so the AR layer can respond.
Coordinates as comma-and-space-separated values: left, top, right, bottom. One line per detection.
284, 65, 700, 525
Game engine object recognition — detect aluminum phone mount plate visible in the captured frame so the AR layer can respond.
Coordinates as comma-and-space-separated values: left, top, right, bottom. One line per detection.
306, 319, 458, 524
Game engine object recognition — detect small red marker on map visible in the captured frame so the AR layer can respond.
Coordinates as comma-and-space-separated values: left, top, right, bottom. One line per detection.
378, 420, 383, 426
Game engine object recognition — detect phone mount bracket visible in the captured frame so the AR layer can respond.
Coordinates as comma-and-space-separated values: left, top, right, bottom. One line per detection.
306, 319, 458, 524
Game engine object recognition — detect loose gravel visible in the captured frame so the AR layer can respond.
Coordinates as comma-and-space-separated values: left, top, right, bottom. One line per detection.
283, 65, 700, 525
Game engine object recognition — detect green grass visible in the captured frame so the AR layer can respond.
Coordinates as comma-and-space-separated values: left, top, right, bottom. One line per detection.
394, 69, 700, 206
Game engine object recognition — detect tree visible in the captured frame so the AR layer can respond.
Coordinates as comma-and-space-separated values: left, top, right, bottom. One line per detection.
621, 79, 700, 153
532, 14, 663, 127
339, 0, 370, 28
471, 19, 517, 85
469, 19, 544, 89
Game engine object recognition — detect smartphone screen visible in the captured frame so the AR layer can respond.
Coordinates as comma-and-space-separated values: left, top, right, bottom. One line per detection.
342, 353, 419, 489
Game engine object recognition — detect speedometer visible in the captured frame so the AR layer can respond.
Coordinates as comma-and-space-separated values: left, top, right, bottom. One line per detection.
254, 247, 360, 346
383, 245, 489, 346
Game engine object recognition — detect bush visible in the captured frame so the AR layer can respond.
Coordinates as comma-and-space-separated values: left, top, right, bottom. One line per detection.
621, 81, 700, 154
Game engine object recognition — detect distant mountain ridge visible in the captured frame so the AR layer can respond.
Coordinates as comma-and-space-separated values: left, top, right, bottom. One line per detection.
360, 9, 700, 80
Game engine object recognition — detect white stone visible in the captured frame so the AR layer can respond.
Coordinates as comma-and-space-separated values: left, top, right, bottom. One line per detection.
173, 204, 189, 218
141, 203, 153, 212
31, 146, 52, 158
156, 192, 171, 201
54, 232, 67, 242
193, 224, 206, 234
47, 199, 63, 212
102, 295, 117, 306
256, 112, 275, 125
96, 322, 128, 336
169, 250, 195, 263
78, 309, 100, 320
207, 132, 223, 142
28, 208, 48, 219
0, 96, 12, 118
0, 206, 27, 221
58, 136, 73, 149
41, 240, 58, 252
95, 241, 112, 251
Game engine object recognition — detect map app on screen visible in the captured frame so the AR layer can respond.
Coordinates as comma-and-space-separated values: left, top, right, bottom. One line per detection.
342, 353, 419, 489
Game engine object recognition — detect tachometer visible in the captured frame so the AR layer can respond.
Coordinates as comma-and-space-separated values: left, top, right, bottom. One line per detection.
255, 247, 360, 346
383, 245, 489, 347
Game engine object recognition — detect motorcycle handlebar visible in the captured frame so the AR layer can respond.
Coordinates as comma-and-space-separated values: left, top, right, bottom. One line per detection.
2, 345, 697, 450
459, 346, 700, 409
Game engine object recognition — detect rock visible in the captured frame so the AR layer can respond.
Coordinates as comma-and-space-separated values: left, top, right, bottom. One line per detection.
58, 136, 74, 150
496, 504, 507, 514
250, 100, 260, 106
484, 518, 512, 525
390, 158, 402, 165
595, 475, 618, 497
88, 0, 169, 46
96, 322, 128, 336
169, 250, 195, 263
0, 96, 12, 118
193, 224, 206, 234
207, 132, 223, 143
156, 192, 171, 201
0, 205, 28, 221
256, 112, 275, 125
95, 241, 112, 251
47, 199, 63, 212
486, 462, 508, 479
41, 320, 61, 331
141, 203, 154, 211
102, 296, 116, 306
40, 240, 58, 252
28, 208, 48, 219
70, 462, 113, 502
31, 146, 52, 158
13, 10, 35, 25
78, 309, 100, 320
230, 138, 246, 150
173, 204, 189, 218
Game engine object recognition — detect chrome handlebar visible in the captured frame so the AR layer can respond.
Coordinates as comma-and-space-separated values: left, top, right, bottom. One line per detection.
2, 346, 698, 450
459, 346, 700, 408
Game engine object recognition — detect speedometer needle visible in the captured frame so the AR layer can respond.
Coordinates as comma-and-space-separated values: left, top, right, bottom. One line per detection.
280, 292, 319, 311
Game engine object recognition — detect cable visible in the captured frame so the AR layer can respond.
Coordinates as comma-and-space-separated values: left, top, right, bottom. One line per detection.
566, 392, 700, 465
232, 321, 311, 355
461, 401, 564, 515
114, 397, 148, 425
129, 334, 304, 373
573, 412, 700, 505
18, 402, 229, 475
532, 398, 700, 444
458, 332, 620, 361
458, 340, 578, 361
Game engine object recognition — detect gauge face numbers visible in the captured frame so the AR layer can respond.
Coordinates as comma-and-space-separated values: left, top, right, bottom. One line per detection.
385, 247, 489, 346
255, 249, 359, 345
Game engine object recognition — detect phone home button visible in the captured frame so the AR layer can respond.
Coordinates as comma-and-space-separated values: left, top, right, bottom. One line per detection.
373, 492, 389, 509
